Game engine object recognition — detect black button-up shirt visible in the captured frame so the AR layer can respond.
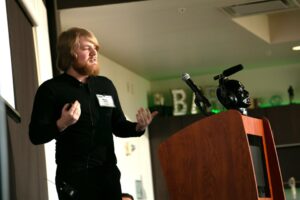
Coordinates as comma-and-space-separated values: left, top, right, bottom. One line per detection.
29, 73, 143, 170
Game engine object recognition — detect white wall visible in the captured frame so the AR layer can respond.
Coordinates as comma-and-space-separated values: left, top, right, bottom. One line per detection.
99, 55, 154, 200
150, 63, 300, 108
0, 0, 15, 109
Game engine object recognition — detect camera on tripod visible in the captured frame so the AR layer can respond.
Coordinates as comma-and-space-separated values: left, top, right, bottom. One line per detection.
214, 64, 251, 115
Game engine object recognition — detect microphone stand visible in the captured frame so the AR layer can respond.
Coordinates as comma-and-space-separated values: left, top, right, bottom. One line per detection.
194, 91, 211, 116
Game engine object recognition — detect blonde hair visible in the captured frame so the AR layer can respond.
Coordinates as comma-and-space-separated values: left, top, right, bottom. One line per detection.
57, 27, 99, 72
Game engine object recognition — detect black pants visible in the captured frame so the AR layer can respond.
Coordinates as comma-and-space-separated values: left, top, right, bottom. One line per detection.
55, 165, 122, 200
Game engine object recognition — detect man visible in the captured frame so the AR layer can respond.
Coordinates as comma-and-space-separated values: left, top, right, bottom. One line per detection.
29, 27, 158, 200
122, 193, 134, 200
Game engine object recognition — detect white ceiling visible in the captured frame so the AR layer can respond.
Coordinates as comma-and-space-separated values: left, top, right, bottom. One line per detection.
59, 0, 300, 81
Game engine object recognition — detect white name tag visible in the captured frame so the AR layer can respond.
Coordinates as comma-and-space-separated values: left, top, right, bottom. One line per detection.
96, 94, 115, 107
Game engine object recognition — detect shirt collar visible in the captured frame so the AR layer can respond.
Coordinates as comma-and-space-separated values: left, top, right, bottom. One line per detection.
62, 73, 94, 87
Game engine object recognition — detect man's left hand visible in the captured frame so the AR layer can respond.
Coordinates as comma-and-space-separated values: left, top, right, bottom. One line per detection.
135, 108, 158, 132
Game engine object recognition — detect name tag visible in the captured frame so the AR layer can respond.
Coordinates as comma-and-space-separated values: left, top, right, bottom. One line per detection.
96, 94, 115, 107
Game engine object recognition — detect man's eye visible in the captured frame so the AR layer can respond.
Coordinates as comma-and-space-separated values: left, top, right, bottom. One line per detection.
82, 46, 96, 51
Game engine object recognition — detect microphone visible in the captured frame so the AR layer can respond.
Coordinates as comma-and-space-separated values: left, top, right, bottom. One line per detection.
182, 73, 211, 109
182, 73, 202, 96
223, 64, 243, 77
214, 64, 243, 80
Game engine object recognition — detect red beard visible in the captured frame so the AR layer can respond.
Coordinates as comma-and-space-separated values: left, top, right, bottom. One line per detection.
72, 60, 99, 76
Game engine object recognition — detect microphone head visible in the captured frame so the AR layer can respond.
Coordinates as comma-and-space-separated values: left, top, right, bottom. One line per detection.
181, 73, 190, 81
222, 64, 243, 77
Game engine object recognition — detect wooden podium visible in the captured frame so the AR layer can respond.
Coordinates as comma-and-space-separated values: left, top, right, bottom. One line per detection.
158, 110, 285, 200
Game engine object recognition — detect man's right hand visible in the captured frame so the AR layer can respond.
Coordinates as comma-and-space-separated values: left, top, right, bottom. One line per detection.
56, 100, 81, 132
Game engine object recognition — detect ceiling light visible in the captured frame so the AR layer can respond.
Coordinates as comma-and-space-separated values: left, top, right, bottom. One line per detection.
222, 0, 290, 17
292, 46, 300, 51
178, 7, 186, 15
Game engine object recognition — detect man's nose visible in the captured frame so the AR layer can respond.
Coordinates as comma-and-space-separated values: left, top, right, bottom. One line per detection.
90, 48, 97, 55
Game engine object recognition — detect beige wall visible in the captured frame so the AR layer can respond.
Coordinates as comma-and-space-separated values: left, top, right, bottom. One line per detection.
99, 55, 154, 200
